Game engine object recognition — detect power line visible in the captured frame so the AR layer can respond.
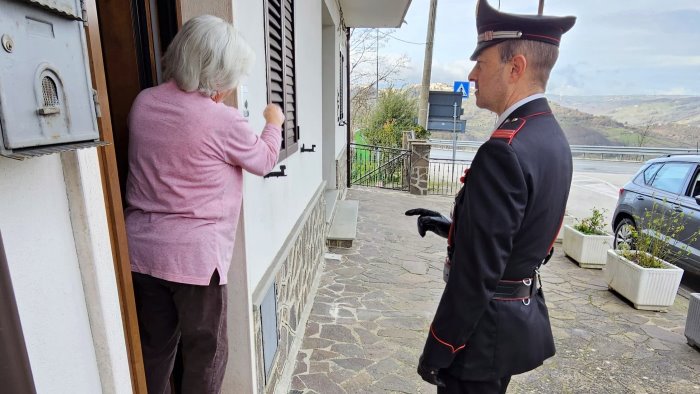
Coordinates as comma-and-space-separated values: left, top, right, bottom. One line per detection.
385, 33, 426, 46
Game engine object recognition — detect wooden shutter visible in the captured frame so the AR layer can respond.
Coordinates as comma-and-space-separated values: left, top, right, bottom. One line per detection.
265, 0, 298, 160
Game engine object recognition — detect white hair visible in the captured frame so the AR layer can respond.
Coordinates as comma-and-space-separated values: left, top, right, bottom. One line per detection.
163, 15, 254, 96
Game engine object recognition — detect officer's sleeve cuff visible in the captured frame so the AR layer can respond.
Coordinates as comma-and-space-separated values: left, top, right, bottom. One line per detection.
421, 325, 466, 368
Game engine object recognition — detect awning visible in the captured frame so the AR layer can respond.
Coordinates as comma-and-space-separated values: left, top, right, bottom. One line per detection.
339, 0, 413, 28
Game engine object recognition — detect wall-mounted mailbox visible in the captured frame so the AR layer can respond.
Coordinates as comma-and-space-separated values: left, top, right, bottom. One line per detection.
0, 0, 104, 160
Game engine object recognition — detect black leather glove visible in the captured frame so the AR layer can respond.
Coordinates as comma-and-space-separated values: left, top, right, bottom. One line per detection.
417, 354, 446, 387
405, 208, 452, 238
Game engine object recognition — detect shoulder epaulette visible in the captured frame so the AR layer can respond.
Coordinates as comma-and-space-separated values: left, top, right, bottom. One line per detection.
490, 117, 526, 144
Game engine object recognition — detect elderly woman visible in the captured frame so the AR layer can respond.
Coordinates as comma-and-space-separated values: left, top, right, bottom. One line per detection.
125, 15, 284, 393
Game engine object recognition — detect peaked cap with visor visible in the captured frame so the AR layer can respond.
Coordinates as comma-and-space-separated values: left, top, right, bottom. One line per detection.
471, 0, 576, 61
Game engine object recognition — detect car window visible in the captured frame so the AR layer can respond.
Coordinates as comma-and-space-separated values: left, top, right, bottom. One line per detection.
638, 163, 663, 185
650, 162, 694, 195
688, 167, 700, 198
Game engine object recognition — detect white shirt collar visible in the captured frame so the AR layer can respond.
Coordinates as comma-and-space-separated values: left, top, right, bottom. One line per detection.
493, 93, 546, 130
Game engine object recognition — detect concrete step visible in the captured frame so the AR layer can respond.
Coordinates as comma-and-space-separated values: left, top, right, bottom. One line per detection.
326, 200, 359, 248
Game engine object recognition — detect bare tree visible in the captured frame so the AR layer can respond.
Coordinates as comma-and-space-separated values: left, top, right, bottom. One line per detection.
636, 121, 654, 147
350, 28, 410, 129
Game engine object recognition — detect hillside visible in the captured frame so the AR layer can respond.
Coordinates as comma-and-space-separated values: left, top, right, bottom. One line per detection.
553, 96, 700, 127
416, 85, 698, 147
551, 96, 700, 147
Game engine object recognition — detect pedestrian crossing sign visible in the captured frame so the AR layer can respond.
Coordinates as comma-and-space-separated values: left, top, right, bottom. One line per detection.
453, 81, 470, 99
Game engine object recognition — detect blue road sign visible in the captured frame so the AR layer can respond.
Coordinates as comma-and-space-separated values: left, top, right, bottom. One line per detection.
453, 81, 470, 99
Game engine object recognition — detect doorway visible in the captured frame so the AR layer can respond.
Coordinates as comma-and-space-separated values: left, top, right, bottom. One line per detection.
96, 0, 178, 199
93, 0, 179, 392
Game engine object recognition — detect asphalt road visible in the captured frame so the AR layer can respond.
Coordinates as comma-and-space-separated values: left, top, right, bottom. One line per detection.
431, 148, 700, 294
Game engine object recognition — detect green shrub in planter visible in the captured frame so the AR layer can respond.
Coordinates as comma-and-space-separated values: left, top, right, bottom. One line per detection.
619, 203, 699, 269
574, 207, 607, 235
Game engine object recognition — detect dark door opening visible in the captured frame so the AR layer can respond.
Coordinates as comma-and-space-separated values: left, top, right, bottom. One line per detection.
95, 0, 179, 201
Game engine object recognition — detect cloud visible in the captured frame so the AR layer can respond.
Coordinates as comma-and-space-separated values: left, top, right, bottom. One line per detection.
377, 1, 700, 96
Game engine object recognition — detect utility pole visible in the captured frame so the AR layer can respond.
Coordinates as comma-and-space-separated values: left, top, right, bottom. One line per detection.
417, 0, 438, 129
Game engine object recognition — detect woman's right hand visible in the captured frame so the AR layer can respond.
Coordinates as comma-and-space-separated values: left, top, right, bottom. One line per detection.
263, 104, 285, 127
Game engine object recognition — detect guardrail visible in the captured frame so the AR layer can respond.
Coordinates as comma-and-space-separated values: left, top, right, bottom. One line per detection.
428, 158, 471, 195
429, 139, 700, 161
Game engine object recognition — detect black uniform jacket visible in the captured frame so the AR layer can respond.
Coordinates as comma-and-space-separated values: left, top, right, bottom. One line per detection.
421, 98, 573, 380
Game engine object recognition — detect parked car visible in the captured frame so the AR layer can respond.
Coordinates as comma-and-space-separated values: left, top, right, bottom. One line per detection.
612, 155, 700, 276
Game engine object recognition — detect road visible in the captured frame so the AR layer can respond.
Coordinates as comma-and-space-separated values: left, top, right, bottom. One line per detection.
431, 150, 639, 216
431, 148, 700, 294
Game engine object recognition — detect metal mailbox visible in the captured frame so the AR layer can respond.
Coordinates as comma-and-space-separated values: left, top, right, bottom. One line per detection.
0, 0, 103, 160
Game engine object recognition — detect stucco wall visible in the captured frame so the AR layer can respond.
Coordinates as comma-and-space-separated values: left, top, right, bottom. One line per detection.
0, 151, 128, 393
235, 0, 325, 292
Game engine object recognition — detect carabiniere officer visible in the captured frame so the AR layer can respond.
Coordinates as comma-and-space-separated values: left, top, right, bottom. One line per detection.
405, 1, 576, 392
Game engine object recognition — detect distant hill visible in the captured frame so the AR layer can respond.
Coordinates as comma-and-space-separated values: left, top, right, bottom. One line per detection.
412, 85, 699, 148
552, 96, 700, 127
551, 96, 700, 148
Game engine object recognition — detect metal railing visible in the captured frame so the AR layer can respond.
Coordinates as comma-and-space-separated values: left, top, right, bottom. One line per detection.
350, 143, 411, 190
428, 158, 471, 195
429, 139, 699, 161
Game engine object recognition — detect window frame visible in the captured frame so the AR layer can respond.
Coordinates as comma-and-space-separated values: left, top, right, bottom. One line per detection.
649, 161, 695, 195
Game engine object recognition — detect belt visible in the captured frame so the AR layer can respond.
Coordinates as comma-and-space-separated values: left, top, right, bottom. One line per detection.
493, 270, 541, 304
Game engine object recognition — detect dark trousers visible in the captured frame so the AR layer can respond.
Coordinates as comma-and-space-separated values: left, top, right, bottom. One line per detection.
438, 374, 512, 394
132, 271, 228, 394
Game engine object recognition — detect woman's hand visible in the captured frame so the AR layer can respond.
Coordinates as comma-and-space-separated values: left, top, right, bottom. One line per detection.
263, 104, 285, 127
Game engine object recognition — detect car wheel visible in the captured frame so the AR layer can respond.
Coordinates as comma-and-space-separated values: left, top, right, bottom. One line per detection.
614, 218, 636, 250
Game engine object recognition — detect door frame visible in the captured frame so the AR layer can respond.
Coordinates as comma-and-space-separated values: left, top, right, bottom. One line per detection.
84, 0, 148, 392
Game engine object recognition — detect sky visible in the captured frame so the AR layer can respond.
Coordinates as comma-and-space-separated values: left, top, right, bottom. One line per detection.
372, 0, 700, 96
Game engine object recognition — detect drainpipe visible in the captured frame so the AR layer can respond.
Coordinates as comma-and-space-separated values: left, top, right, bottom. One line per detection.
346, 27, 352, 189
0, 231, 37, 394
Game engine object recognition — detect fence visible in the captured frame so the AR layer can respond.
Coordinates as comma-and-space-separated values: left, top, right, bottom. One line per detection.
350, 143, 411, 191
427, 158, 471, 195
429, 140, 700, 162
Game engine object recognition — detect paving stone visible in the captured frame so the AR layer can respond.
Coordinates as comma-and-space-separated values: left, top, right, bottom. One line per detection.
356, 309, 382, 321
375, 374, 417, 393
327, 368, 357, 386
287, 188, 700, 394
640, 324, 688, 344
301, 337, 334, 350
310, 303, 331, 317
319, 324, 355, 343
365, 358, 402, 379
290, 375, 305, 391
402, 260, 429, 275
307, 361, 331, 374
309, 349, 340, 362
330, 343, 365, 358
340, 371, 374, 393
376, 328, 422, 339
293, 359, 308, 375
354, 327, 382, 345
305, 321, 320, 337
331, 357, 374, 371
298, 373, 345, 394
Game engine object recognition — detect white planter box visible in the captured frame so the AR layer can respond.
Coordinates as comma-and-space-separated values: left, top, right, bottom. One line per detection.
562, 225, 612, 269
604, 250, 684, 311
686, 293, 700, 349
555, 214, 575, 243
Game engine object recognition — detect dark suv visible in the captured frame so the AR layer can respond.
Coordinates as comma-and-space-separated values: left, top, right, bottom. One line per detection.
612, 155, 700, 276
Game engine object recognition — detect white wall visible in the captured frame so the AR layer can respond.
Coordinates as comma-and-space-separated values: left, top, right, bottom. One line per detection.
0, 154, 103, 393
322, 18, 337, 189
321, 0, 349, 159
235, 0, 325, 292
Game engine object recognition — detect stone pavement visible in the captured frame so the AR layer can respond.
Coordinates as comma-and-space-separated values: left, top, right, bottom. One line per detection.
289, 188, 700, 394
